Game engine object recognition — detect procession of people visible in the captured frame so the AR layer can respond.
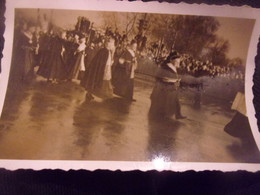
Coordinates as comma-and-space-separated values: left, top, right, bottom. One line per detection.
10, 17, 188, 120
11, 17, 144, 103
10, 14, 245, 120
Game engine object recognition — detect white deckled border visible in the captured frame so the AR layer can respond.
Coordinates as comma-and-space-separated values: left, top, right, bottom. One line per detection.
0, 0, 260, 172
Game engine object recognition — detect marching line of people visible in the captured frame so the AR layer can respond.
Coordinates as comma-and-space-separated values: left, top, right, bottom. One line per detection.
11, 22, 140, 100
11, 20, 187, 120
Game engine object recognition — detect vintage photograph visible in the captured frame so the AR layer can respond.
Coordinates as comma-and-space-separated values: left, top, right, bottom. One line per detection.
0, 4, 260, 168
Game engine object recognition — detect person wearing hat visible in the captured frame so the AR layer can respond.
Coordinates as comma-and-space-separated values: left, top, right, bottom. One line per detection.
81, 37, 115, 100
149, 51, 186, 119
113, 39, 138, 101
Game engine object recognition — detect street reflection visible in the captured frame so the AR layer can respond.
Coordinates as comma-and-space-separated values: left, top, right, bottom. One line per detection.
72, 98, 130, 159
147, 114, 181, 161
0, 77, 259, 162
1, 82, 30, 121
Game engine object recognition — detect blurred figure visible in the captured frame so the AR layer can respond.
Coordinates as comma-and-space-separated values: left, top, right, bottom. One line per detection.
84, 42, 97, 70
67, 36, 87, 80
32, 26, 41, 67
113, 40, 138, 101
149, 51, 186, 119
81, 37, 115, 101
37, 30, 67, 83
13, 22, 36, 81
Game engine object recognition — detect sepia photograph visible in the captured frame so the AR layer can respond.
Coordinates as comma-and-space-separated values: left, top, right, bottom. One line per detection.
0, 0, 260, 171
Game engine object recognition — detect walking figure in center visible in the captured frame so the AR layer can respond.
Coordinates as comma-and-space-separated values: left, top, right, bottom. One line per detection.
113, 40, 138, 101
81, 37, 115, 101
149, 51, 186, 120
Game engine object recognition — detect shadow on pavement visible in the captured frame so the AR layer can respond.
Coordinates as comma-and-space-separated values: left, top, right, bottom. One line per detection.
147, 113, 182, 161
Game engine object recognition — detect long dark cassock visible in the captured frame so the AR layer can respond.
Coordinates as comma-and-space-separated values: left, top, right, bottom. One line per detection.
113, 49, 136, 100
37, 36, 66, 80
12, 31, 34, 81
37, 34, 53, 78
80, 47, 109, 94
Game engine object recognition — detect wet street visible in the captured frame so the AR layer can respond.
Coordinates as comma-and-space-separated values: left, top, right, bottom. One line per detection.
0, 75, 260, 163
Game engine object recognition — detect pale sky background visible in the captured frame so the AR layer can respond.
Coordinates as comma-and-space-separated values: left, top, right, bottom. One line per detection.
216, 17, 255, 64
16, 9, 256, 64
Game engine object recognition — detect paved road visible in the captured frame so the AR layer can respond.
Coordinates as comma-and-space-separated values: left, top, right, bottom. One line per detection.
0, 76, 259, 163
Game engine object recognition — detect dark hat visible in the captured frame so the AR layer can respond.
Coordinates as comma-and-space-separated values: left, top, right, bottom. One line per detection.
130, 39, 137, 45
167, 51, 180, 61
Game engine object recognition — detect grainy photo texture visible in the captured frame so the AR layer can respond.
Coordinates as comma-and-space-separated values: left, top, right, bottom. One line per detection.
0, 1, 260, 171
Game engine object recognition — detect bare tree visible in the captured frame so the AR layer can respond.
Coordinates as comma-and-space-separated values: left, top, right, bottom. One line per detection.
101, 12, 139, 37
124, 12, 138, 36
148, 15, 220, 58
207, 37, 230, 66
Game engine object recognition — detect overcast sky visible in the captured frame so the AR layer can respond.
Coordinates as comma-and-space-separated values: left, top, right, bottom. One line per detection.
216, 17, 255, 64
16, 9, 255, 64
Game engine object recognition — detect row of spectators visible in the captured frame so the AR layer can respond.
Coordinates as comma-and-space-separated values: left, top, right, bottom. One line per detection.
145, 42, 244, 79
178, 55, 244, 79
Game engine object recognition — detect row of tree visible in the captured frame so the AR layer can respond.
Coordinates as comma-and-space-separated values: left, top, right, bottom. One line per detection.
100, 12, 243, 69
147, 14, 238, 68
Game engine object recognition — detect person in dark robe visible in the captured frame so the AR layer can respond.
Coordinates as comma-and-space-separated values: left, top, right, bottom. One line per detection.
37, 31, 66, 83
112, 39, 127, 68
37, 29, 55, 79
37, 30, 48, 66
149, 51, 186, 119
111, 40, 127, 90
84, 42, 97, 70
12, 23, 36, 81
81, 42, 97, 83
65, 34, 81, 81
81, 37, 115, 101
62, 33, 79, 80
112, 40, 138, 101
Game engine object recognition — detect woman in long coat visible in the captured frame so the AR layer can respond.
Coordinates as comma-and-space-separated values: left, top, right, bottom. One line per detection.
149, 52, 186, 119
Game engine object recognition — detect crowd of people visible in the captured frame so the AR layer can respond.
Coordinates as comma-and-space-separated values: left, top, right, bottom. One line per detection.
11, 17, 140, 102
146, 44, 244, 79
178, 55, 244, 79
12, 15, 245, 85
10, 15, 245, 119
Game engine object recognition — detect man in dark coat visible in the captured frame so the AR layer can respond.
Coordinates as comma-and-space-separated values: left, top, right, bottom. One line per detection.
113, 40, 138, 101
80, 37, 115, 100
